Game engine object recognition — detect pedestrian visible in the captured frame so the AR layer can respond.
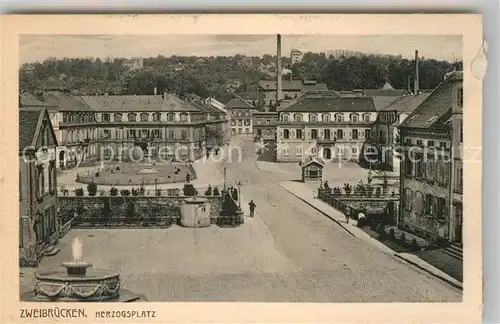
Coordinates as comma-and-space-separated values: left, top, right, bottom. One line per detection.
357, 206, 367, 227
249, 200, 256, 218
345, 206, 351, 224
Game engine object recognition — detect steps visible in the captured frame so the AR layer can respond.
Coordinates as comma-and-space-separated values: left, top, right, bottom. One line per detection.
43, 245, 60, 257
443, 242, 463, 261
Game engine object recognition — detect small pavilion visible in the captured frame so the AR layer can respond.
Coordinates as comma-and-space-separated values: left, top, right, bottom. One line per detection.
300, 155, 325, 182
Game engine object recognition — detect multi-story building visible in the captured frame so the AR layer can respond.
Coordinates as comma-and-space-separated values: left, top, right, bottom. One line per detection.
369, 93, 429, 171
19, 107, 59, 267
225, 94, 256, 136
258, 79, 328, 107
42, 90, 100, 169
276, 92, 377, 163
290, 49, 303, 64
398, 71, 463, 243
81, 92, 227, 161
253, 111, 279, 141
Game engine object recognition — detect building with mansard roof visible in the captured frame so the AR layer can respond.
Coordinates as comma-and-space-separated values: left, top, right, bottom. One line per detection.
399, 71, 463, 244
276, 91, 377, 163
225, 94, 257, 137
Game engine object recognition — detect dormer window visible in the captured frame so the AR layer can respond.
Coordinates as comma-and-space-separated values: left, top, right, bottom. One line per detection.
294, 114, 303, 122
180, 113, 189, 122
281, 114, 290, 122
140, 113, 149, 122
153, 112, 161, 121
335, 113, 344, 122
362, 113, 371, 122
167, 113, 175, 122
309, 114, 318, 122
350, 114, 359, 122
128, 113, 136, 122
322, 114, 331, 122
114, 113, 122, 122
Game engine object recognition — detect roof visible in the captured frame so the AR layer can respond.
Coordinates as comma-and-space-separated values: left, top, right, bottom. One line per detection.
259, 80, 303, 91
236, 91, 260, 101
43, 91, 94, 112
303, 83, 328, 91
363, 89, 410, 97
372, 96, 400, 111
225, 94, 255, 109
19, 108, 44, 149
190, 101, 224, 115
400, 71, 463, 129
282, 96, 376, 113
301, 155, 325, 167
380, 81, 395, 90
381, 93, 430, 113
19, 93, 55, 108
81, 94, 202, 112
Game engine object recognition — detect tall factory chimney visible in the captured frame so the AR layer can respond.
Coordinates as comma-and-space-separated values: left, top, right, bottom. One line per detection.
414, 50, 420, 94
276, 34, 283, 103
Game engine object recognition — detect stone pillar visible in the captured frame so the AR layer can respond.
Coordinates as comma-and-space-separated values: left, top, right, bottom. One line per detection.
19, 216, 38, 267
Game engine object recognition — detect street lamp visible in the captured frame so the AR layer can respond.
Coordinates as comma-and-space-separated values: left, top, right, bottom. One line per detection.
237, 180, 242, 209
223, 166, 227, 191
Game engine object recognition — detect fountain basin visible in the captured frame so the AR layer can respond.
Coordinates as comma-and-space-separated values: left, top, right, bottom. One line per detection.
62, 261, 92, 276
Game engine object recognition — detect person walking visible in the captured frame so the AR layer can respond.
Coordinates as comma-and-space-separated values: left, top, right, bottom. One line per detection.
344, 206, 351, 224
249, 200, 256, 218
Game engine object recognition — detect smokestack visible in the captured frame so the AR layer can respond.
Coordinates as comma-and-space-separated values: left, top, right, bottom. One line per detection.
407, 75, 411, 93
276, 34, 283, 103
414, 50, 419, 94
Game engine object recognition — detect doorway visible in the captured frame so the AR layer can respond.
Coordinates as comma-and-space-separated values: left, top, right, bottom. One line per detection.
323, 147, 332, 160
454, 203, 463, 243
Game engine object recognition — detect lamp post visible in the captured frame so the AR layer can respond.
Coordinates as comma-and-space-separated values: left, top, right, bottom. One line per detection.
223, 167, 227, 191
237, 180, 242, 209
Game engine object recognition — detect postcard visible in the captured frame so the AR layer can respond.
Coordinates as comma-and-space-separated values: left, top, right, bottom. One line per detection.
1, 14, 483, 323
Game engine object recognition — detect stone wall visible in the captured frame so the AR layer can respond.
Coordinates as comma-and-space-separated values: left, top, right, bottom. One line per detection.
58, 195, 226, 228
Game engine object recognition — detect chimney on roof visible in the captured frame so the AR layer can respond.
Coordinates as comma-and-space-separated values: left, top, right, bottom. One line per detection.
414, 50, 420, 95
276, 34, 283, 103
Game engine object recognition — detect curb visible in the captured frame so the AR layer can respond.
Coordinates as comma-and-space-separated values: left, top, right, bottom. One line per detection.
394, 254, 463, 291
279, 183, 356, 237
279, 182, 463, 291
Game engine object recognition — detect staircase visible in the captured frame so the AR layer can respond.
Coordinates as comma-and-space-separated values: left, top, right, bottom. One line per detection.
443, 242, 463, 261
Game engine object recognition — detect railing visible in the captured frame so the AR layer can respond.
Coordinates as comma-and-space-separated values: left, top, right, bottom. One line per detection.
59, 186, 223, 197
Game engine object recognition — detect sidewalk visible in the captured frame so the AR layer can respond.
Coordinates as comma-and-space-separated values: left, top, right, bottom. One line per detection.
279, 180, 463, 290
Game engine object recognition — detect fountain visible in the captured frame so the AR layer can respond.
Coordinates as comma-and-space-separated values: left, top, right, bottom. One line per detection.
21, 237, 146, 302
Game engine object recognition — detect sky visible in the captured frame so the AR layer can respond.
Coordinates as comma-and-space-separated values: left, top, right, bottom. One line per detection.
20, 35, 462, 63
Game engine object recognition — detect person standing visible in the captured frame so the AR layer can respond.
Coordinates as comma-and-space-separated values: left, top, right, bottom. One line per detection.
345, 206, 351, 224
357, 206, 367, 227
249, 200, 256, 218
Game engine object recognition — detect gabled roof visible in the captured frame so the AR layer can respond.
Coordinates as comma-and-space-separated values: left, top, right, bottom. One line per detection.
19, 107, 58, 150
225, 94, 255, 109
303, 83, 328, 91
282, 96, 376, 113
301, 155, 325, 168
19, 93, 55, 108
259, 80, 303, 91
380, 81, 395, 90
400, 71, 463, 129
371, 96, 400, 111
236, 91, 260, 101
380, 93, 430, 113
363, 89, 410, 97
81, 94, 202, 112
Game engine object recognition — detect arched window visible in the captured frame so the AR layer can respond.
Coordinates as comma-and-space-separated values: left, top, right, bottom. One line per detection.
294, 114, 303, 122
128, 113, 136, 122
153, 112, 161, 121
309, 114, 318, 122
283, 129, 290, 139
281, 114, 290, 122
167, 113, 175, 122
335, 113, 344, 122
363, 113, 371, 122
337, 129, 344, 139
350, 113, 359, 122
114, 113, 122, 122
322, 114, 331, 122
179, 113, 188, 122
140, 113, 149, 122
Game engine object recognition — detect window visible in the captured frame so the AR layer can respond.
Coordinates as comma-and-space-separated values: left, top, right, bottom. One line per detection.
295, 146, 303, 156
458, 87, 463, 108
153, 113, 161, 121
405, 154, 413, 177
281, 147, 290, 155
460, 120, 463, 142
128, 113, 136, 122
350, 114, 359, 122
181, 130, 188, 139
337, 129, 343, 139
404, 188, 412, 211
335, 113, 344, 122
114, 113, 122, 122
352, 147, 358, 154
103, 129, 110, 139
282, 114, 290, 122
296, 129, 303, 139
311, 129, 318, 139
167, 113, 175, 122
180, 113, 188, 122
425, 194, 435, 215
266, 119, 271, 125
311, 147, 318, 155
294, 114, 303, 122
168, 130, 174, 138
231, 120, 236, 126
153, 129, 161, 139
128, 129, 136, 139
416, 139, 423, 146
283, 129, 290, 139
365, 129, 371, 139
324, 129, 330, 140
437, 197, 446, 219
103, 113, 110, 122
415, 191, 424, 215
237, 120, 243, 126
244, 119, 251, 126
38, 166, 44, 198
140, 113, 149, 122
322, 114, 331, 122
363, 114, 371, 122
309, 114, 318, 122
352, 129, 358, 139
456, 164, 463, 190
245, 128, 250, 134
428, 140, 434, 147
238, 128, 242, 134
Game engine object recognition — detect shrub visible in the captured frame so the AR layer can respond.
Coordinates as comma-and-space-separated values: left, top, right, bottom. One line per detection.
74, 188, 85, 196
139, 187, 145, 195
183, 184, 196, 196
131, 188, 140, 196
333, 187, 342, 195
343, 183, 352, 195
87, 182, 98, 196
95, 172, 100, 177
213, 187, 220, 196
204, 185, 213, 196
167, 188, 180, 196
110, 187, 119, 196
120, 189, 131, 196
